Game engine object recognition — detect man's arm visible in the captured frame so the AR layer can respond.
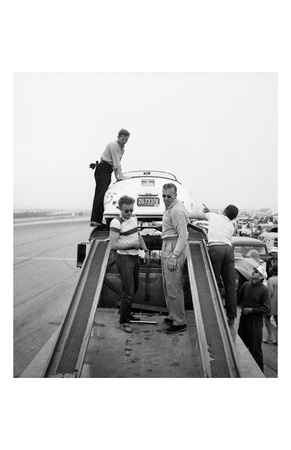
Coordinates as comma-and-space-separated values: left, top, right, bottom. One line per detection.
171, 209, 188, 256
251, 288, 271, 315
189, 204, 209, 221
236, 282, 246, 305
189, 211, 207, 220
138, 231, 149, 252
109, 229, 140, 251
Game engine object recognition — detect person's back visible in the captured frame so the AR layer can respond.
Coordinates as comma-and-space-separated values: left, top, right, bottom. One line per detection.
189, 204, 238, 326
206, 212, 235, 245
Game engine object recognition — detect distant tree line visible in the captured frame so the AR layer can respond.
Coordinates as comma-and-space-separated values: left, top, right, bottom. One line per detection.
14, 211, 84, 219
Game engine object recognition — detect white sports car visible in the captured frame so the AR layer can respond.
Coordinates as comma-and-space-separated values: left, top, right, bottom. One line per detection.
103, 170, 193, 225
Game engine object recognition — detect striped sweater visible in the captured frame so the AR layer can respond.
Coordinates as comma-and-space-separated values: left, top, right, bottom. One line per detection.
110, 215, 139, 255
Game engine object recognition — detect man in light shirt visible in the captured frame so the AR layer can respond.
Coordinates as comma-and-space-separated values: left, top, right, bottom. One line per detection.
161, 183, 189, 334
190, 204, 239, 326
90, 129, 130, 228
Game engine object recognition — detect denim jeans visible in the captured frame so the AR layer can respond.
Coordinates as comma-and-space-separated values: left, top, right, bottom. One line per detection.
208, 244, 237, 320
115, 254, 140, 324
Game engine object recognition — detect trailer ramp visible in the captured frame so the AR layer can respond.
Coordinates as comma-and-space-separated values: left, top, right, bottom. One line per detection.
44, 239, 111, 378
187, 240, 241, 377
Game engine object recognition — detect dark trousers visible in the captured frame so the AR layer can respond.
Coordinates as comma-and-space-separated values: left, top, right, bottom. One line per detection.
90, 161, 113, 223
208, 245, 237, 319
115, 254, 140, 324
238, 315, 264, 372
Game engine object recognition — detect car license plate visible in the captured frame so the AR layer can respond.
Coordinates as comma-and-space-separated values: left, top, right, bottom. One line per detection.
137, 197, 159, 207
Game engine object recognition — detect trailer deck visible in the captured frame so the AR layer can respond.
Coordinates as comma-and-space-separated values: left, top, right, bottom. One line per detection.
81, 309, 203, 378
21, 224, 265, 378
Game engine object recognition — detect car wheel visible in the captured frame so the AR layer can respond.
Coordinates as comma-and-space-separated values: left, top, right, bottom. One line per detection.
235, 270, 245, 292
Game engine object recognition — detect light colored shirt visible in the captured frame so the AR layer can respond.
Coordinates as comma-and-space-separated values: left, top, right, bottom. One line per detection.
206, 212, 235, 246
100, 140, 124, 171
267, 275, 278, 314
161, 199, 189, 256
110, 215, 139, 255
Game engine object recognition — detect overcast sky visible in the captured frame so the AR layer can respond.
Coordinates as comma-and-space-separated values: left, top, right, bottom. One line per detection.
14, 72, 277, 213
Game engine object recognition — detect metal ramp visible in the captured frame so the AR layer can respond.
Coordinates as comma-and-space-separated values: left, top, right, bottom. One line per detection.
44, 239, 111, 377
187, 240, 241, 377
43, 222, 241, 378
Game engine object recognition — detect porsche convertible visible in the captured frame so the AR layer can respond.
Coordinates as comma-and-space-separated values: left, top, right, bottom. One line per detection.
103, 170, 193, 226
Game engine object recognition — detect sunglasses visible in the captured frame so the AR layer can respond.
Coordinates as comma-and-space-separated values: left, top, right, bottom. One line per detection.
124, 209, 134, 213
162, 194, 175, 199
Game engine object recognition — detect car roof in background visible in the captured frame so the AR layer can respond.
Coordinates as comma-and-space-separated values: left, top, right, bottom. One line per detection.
232, 237, 266, 244
258, 231, 278, 237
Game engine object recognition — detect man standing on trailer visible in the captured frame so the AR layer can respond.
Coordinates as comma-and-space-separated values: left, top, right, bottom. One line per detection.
109, 195, 149, 333
190, 204, 239, 326
89, 129, 130, 229
161, 183, 189, 334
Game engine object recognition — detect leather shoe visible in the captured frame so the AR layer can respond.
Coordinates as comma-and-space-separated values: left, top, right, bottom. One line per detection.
165, 324, 187, 334
120, 323, 132, 333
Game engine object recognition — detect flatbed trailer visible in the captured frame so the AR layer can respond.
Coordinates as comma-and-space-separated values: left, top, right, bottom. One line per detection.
22, 224, 264, 378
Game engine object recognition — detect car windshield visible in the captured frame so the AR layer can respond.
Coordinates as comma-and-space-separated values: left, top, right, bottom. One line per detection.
123, 170, 178, 181
233, 245, 267, 256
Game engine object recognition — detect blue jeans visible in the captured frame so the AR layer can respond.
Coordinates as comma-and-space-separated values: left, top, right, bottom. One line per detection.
208, 244, 237, 320
115, 254, 140, 324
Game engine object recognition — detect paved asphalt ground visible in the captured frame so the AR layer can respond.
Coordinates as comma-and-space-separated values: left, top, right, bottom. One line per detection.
13, 217, 90, 377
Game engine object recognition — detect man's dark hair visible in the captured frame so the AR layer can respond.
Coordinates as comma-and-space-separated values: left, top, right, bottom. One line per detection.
163, 183, 177, 194
118, 129, 130, 137
118, 195, 135, 208
223, 204, 239, 220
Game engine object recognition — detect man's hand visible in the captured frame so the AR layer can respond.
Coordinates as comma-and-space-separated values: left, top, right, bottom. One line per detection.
152, 221, 162, 229
89, 163, 96, 169
242, 308, 252, 315
143, 251, 150, 262
167, 256, 177, 271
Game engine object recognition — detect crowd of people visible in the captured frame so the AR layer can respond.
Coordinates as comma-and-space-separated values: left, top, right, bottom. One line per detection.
235, 216, 278, 238
89, 129, 278, 373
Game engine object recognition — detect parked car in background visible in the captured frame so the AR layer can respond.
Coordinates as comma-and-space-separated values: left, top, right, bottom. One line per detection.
257, 231, 278, 252
258, 224, 278, 233
232, 236, 269, 291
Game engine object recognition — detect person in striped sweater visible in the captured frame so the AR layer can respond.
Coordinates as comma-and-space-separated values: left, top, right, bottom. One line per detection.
109, 195, 149, 333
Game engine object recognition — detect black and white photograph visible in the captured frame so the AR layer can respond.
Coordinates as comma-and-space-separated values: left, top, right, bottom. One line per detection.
14, 72, 278, 380
3, 1, 289, 449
